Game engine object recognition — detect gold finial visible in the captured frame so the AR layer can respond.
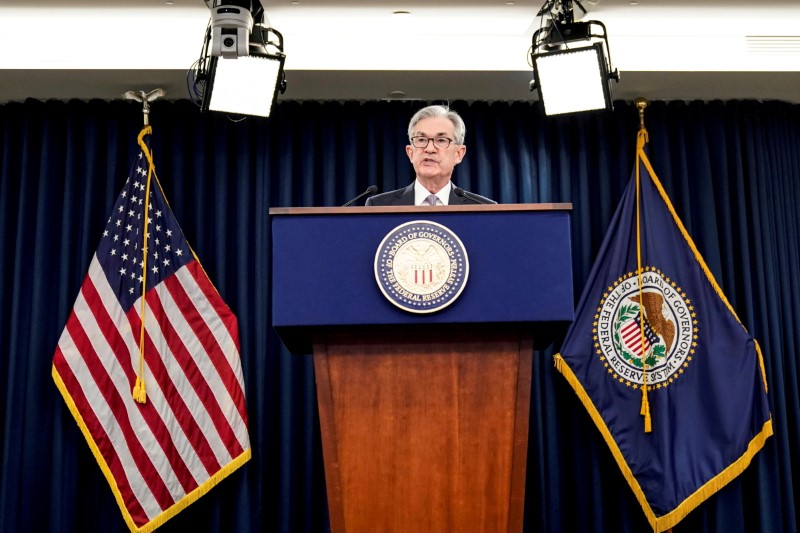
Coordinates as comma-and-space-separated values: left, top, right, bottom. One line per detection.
634, 97, 648, 131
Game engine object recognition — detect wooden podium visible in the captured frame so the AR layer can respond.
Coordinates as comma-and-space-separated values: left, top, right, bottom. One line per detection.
270, 204, 573, 532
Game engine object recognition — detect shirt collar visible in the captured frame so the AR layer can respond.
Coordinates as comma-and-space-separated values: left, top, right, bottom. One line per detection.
414, 180, 451, 206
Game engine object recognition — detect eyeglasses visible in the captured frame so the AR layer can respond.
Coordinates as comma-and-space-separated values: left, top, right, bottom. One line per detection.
410, 136, 457, 149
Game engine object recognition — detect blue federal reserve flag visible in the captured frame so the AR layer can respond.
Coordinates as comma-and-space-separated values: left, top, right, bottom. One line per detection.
554, 130, 772, 532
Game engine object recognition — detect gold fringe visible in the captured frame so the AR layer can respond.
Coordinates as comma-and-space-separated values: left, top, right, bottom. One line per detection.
53, 364, 252, 532
553, 355, 774, 532
133, 448, 252, 533
754, 340, 769, 393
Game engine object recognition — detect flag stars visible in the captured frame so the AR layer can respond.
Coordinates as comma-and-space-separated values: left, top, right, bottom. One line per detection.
119, 267, 127, 276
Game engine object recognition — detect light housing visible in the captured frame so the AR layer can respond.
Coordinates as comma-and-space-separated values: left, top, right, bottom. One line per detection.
190, 2, 287, 119
530, 17, 620, 116
201, 39, 286, 118
532, 42, 612, 115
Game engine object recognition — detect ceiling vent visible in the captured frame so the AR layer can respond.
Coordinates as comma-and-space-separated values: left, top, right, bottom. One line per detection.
746, 35, 800, 55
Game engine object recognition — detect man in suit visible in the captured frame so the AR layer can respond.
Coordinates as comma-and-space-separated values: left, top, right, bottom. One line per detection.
365, 105, 496, 206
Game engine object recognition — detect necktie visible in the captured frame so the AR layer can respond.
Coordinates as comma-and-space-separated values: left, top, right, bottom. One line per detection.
424, 193, 438, 206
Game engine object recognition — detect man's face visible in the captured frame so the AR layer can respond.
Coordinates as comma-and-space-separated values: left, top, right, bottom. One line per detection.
406, 116, 466, 186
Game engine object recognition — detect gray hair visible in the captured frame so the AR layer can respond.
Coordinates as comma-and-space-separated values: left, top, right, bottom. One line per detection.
407, 105, 466, 145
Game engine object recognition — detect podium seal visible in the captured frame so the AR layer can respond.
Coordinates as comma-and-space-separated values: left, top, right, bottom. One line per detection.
374, 220, 469, 314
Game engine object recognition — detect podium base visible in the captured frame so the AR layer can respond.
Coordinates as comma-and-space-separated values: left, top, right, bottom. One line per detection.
314, 326, 532, 533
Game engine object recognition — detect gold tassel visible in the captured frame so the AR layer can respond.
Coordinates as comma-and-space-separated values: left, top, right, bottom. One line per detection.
132, 376, 147, 404
635, 122, 652, 434
131, 125, 155, 406
641, 387, 652, 433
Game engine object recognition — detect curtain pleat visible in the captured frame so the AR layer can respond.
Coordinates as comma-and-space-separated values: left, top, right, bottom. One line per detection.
0, 98, 798, 532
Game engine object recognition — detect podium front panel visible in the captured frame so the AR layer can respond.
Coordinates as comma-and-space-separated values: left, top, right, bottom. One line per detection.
271, 205, 573, 353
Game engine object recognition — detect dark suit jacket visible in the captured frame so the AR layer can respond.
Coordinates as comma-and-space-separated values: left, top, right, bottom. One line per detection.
365, 183, 496, 206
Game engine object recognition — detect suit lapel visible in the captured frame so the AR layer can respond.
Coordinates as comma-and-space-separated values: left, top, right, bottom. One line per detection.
399, 183, 415, 205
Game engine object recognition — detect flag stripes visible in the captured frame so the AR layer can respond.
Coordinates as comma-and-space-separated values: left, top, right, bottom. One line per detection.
52, 127, 250, 531
621, 313, 659, 356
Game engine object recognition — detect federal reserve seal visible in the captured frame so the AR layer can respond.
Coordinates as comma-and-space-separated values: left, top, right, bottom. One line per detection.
374, 220, 469, 313
595, 267, 698, 389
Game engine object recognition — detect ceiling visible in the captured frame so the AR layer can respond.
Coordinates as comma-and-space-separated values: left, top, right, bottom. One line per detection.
1, 0, 799, 104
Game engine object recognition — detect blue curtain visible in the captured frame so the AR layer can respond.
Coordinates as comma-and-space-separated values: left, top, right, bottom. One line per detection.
0, 98, 797, 532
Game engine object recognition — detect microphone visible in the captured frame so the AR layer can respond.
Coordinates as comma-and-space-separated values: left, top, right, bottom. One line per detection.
453, 186, 493, 205
342, 185, 378, 207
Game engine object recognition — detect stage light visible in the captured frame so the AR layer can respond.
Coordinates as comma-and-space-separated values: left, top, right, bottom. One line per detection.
190, 2, 287, 118
530, 1, 620, 116
202, 34, 286, 117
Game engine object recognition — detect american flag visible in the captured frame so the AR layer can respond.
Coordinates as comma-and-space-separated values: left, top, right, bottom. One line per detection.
621, 311, 660, 357
52, 127, 250, 532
